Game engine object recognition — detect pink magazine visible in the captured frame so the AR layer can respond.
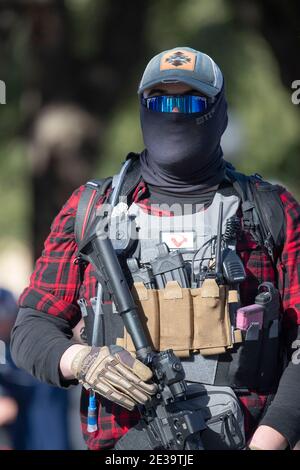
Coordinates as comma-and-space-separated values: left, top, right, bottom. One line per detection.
236, 304, 264, 330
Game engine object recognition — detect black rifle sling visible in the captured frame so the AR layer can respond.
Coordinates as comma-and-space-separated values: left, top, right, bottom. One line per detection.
74, 177, 112, 246
74, 155, 142, 346
118, 152, 142, 198
75, 153, 141, 247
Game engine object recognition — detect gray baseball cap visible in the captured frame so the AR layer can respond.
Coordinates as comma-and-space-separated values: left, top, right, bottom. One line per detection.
138, 47, 223, 98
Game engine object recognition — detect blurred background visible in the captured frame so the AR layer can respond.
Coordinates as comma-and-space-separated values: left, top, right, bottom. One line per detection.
0, 0, 299, 449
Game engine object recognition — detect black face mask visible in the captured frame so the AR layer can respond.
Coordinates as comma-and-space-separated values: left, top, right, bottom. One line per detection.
139, 86, 228, 193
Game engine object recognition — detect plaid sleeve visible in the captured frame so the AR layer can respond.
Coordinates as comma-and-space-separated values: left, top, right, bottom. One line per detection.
258, 188, 300, 448
19, 186, 85, 327
278, 188, 300, 329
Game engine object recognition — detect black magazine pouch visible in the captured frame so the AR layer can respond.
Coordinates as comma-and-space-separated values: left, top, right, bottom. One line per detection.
255, 282, 281, 391
257, 319, 281, 391
218, 323, 263, 390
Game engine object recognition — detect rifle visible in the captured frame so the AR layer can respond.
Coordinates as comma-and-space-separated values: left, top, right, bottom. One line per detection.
78, 215, 207, 450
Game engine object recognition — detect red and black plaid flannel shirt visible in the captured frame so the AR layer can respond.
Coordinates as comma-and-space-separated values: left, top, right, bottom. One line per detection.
19, 179, 300, 450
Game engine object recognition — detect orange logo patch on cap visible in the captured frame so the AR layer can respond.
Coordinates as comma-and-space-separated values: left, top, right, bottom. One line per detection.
160, 50, 196, 71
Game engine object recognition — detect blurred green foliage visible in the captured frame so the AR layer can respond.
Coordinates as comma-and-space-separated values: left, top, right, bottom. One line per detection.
0, 0, 299, 249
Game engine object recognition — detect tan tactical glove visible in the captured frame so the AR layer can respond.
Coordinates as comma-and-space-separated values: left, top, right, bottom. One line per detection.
71, 345, 157, 410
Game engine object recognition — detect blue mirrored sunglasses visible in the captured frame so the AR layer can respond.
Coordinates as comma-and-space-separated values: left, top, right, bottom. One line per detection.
142, 94, 208, 113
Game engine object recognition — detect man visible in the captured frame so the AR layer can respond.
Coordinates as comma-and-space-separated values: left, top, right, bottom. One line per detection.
11, 47, 300, 450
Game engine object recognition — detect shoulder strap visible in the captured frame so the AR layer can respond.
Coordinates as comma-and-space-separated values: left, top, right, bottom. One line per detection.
225, 165, 285, 260
249, 174, 285, 257
74, 177, 112, 245
117, 152, 142, 199
74, 153, 142, 245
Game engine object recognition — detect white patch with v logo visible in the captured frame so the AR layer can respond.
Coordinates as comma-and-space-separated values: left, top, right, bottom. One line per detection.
160, 231, 195, 250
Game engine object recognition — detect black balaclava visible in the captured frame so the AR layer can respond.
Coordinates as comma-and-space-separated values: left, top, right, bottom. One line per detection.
139, 85, 228, 193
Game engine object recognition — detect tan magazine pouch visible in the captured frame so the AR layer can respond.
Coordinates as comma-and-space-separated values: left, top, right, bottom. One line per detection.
158, 281, 193, 357
122, 282, 160, 353
191, 278, 232, 356
118, 279, 239, 358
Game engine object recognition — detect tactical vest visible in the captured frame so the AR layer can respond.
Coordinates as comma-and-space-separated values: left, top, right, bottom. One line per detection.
75, 154, 286, 394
